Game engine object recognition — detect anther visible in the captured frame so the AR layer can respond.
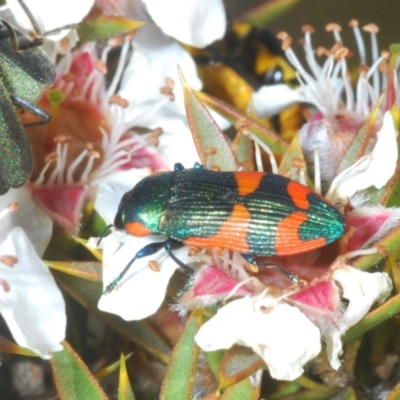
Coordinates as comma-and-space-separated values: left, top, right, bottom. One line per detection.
363, 23, 379, 34
95, 60, 108, 74
148, 260, 160, 272
7, 203, 19, 213
325, 23, 342, 32
62, 73, 75, 83
1, 255, 18, 267
302, 24, 315, 34
206, 147, 217, 156
108, 94, 129, 108
0, 280, 10, 292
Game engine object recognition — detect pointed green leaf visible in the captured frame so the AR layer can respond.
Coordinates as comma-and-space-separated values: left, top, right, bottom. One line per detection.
243, 0, 300, 27
337, 97, 383, 175
179, 69, 238, 171
50, 340, 108, 400
219, 345, 264, 389
46, 260, 102, 281
0, 335, 37, 357
351, 225, 400, 271
197, 91, 288, 156
78, 15, 145, 42
278, 133, 312, 186
232, 133, 255, 171
73, 236, 103, 261
160, 309, 203, 400
53, 271, 171, 364
118, 354, 136, 400
220, 377, 260, 400
95, 354, 132, 381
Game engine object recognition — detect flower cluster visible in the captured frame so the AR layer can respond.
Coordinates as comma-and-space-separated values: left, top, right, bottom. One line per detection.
0, 0, 398, 395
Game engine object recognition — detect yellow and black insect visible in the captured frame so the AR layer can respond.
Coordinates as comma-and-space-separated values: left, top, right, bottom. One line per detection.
192, 22, 302, 142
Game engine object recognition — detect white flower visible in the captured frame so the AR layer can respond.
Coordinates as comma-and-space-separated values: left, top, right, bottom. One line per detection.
0, 190, 65, 358
195, 293, 321, 381
326, 265, 392, 369
326, 111, 398, 206
0, 227, 66, 359
142, 0, 226, 48
97, 231, 192, 320
119, 22, 202, 168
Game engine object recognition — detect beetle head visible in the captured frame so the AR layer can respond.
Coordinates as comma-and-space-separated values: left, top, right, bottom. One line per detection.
114, 172, 173, 235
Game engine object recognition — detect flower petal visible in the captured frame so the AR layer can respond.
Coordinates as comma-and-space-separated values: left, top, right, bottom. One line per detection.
98, 231, 186, 320
0, 188, 52, 257
0, 227, 66, 358
7, 0, 94, 40
142, 0, 226, 47
195, 295, 321, 381
252, 84, 305, 118
94, 168, 151, 225
119, 23, 201, 167
326, 265, 393, 368
327, 111, 398, 205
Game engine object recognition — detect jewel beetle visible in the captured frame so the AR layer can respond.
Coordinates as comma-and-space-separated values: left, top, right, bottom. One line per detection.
104, 163, 345, 293
0, 0, 56, 194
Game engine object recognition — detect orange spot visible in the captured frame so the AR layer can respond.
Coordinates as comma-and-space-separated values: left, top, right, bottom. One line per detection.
184, 204, 250, 252
275, 212, 326, 255
235, 172, 264, 196
287, 180, 311, 210
126, 222, 153, 237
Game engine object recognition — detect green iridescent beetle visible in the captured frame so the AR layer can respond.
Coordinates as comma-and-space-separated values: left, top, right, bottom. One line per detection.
104, 163, 345, 293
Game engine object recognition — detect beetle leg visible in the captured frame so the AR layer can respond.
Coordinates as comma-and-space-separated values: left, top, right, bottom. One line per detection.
163, 238, 195, 275
240, 254, 299, 284
103, 240, 168, 294
11, 95, 52, 126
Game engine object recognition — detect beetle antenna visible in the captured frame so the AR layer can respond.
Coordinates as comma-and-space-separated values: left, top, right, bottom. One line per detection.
97, 224, 114, 246
16, 0, 43, 36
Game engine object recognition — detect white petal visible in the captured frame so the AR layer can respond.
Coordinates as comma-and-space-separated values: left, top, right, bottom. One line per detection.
94, 169, 151, 225
98, 232, 189, 320
142, 0, 226, 47
6, 0, 94, 40
327, 111, 398, 205
0, 188, 52, 257
0, 227, 66, 358
334, 266, 392, 328
252, 84, 305, 118
326, 266, 392, 369
195, 295, 321, 381
119, 23, 201, 167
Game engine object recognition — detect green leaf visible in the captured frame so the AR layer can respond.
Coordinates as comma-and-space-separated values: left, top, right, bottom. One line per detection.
219, 345, 264, 389
351, 225, 400, 271
50, 340, 108, 400
118, 354, 136, 400
0, 335, 37, 357
242, 0, 300, 27
95, 354, 132, 381
328, 386, 357, 400
337, 97, 382, 175
46, 260, 102, 281
53, 271, 171, 364
179, 68, 238, 171
220, 378, 260, 400
160, 309, 203, 400
197, 91, 288, 156
78, 15, 145, 42
232, 133, 255, 171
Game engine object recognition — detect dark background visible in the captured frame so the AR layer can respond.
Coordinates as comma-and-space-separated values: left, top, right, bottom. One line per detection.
225, 0, 400, 63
